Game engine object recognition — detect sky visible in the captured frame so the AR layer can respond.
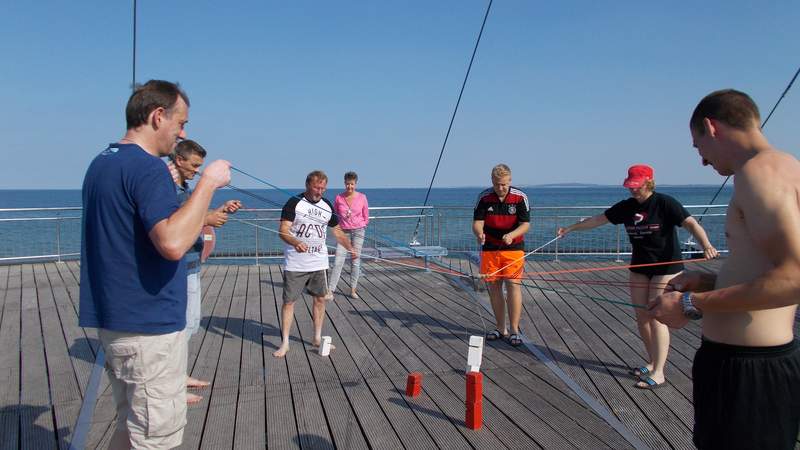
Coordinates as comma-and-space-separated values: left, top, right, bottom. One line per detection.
1, 1, 798, 189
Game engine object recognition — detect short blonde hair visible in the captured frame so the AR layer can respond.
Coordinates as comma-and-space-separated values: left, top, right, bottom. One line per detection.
491, 163, 511, 179
644, 179, 656, 191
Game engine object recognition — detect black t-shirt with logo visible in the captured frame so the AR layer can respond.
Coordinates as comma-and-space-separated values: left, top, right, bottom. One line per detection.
604, 192, 690, 275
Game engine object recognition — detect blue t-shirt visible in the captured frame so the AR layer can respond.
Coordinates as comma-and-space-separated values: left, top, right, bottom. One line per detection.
176, 182, 203, 275
79, 143, 187, 334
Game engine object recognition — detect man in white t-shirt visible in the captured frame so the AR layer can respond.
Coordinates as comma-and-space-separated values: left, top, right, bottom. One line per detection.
273, 170, 355, 358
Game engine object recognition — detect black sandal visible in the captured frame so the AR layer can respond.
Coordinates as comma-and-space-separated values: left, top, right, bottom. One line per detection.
486, 329, 504, 341
507, 333, 523, 347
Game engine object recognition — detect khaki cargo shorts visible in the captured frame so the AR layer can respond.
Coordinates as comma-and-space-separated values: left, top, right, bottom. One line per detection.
99, 328, 188, 449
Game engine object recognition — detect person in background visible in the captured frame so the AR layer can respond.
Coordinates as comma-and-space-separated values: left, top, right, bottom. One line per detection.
274, 170, 355, 358
473, 163, 530, 347
326, 171, 368, 299
170, 139, 241, 404
558, 164, 717, 389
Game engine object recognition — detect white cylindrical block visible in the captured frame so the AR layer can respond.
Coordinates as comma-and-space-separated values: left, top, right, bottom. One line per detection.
319, 336, 332, 356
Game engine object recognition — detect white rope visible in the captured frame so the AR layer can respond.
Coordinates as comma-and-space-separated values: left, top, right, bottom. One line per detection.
483, 235, 562, 277
231, 218, 473, 278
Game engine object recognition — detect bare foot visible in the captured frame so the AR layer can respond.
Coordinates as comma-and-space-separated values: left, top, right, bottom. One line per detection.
322, 292, 334, 301
187, 376, 210, 389
273, 344, 289, 358
350, 290, 359, 299
187, 392, 203, 404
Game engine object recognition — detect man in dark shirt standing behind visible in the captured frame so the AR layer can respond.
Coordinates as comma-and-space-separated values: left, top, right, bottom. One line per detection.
80, 80, 230, 449
473, 164, 531, 347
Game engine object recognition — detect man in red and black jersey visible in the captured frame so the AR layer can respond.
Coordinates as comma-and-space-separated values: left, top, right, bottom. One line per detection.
472, 164, 530, 346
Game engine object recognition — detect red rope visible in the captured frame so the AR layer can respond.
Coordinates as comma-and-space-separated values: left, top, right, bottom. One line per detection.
522, 257, 708, 277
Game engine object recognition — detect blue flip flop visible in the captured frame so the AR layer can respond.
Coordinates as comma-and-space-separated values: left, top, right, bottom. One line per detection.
635, 376, 664, 390
628, 366, 650, 378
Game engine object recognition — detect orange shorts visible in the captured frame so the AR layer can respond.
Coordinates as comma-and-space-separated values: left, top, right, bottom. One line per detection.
480, 250, 524, 282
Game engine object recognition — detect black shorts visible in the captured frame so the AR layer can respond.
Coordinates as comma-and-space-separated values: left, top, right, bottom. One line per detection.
693, 337, 800, 450
629, 262, 683, 278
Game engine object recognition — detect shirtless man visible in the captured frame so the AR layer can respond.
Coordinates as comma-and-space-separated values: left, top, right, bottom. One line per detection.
648, 89, 800, 450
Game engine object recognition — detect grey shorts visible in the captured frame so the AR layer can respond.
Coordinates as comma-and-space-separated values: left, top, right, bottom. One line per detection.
283, 270, 328, 304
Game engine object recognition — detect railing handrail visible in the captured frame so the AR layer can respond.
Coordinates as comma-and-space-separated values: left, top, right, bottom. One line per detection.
0, 204, 728, 214
434, 204, 729, 211
0, 207, 83, 213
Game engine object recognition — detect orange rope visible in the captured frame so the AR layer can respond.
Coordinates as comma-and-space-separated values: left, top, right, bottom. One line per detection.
522, 257, 708, 277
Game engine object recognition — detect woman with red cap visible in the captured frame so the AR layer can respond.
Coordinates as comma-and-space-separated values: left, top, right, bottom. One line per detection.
558, 164, 718, 389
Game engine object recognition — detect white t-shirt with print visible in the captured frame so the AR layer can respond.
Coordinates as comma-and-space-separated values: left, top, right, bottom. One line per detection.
281, 194, 338, 272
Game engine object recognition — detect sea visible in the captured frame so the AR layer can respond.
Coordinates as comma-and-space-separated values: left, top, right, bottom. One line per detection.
0, 185, 732, 209
0, 185, 733, 263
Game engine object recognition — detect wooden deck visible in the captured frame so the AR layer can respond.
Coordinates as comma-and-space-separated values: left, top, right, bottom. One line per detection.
0, 258, 797, 449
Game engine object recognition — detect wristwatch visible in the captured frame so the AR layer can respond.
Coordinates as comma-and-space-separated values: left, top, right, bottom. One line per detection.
680, 291, 703, 320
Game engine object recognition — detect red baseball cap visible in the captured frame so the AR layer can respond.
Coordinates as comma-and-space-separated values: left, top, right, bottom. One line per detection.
623, 164, 654, 188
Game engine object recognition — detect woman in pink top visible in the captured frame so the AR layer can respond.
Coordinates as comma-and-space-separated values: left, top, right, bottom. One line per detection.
327, 171, 369, 299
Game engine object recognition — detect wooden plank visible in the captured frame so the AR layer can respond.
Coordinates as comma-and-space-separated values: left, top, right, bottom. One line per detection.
32, 264, 82, 449
261, 266, 300, 450
19, 264, 57, 449
201, 266, 249, 449
233, 266, 266, 450
269, 266, 335, 450
0, 265, 20, 450
295, 284, 394, 449
180, 265, 233, 450
44, 264, 96, 399
0, 265, 20, 407
83, 382, 117, 450
186, 264, 220, 371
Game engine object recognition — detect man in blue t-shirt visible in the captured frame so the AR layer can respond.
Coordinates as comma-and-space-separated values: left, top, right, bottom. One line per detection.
80, 80, 231, 449
170, 138, 241, 404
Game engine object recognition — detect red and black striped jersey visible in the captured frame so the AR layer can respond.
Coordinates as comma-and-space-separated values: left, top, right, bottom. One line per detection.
473, 187, 530, 250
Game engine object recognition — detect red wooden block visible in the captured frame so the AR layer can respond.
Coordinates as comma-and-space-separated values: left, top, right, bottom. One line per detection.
466, 371, 482, 387
406, 372, 422, 397
466, 401, 482, 430
466, 380, 482, 404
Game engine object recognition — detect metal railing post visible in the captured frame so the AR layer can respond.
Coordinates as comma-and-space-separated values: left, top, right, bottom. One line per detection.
554, 216, 559, 262
424, 213, 428, 246
616, 225, 622, 262
255, 222, 260, 266
437, 208, 441, 247
56, 218, 62, 263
